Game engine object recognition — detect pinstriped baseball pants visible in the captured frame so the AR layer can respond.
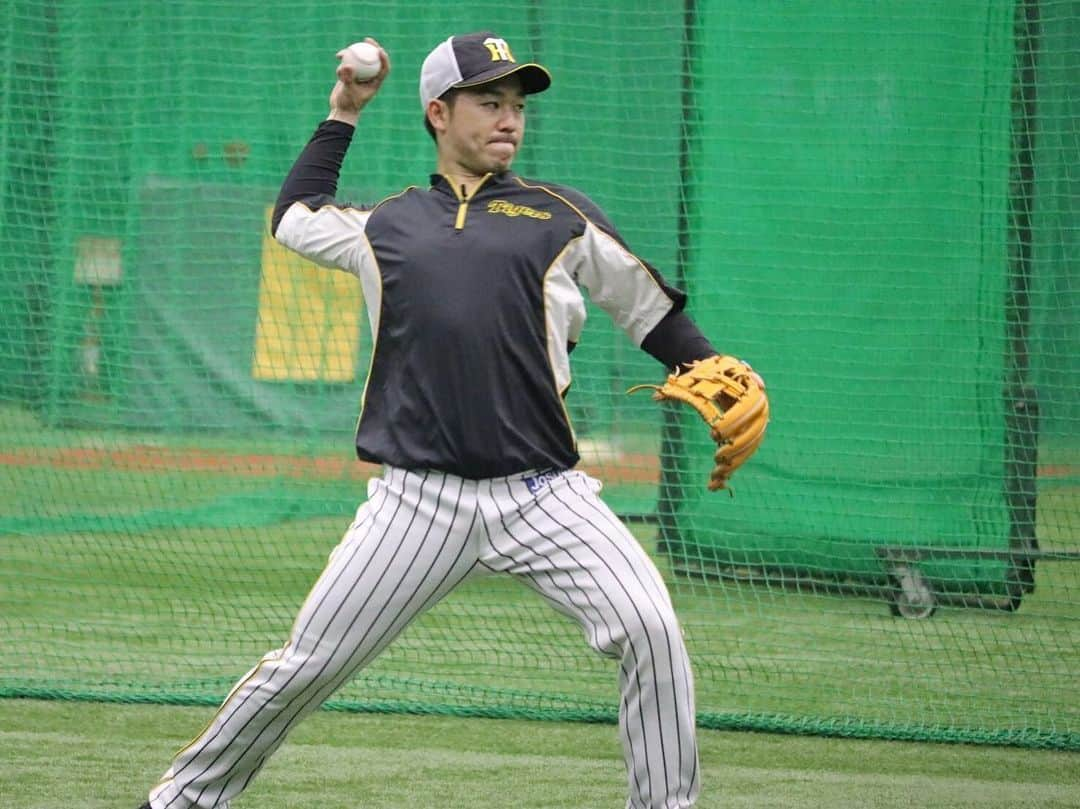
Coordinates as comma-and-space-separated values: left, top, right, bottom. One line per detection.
149, 467, 699, 809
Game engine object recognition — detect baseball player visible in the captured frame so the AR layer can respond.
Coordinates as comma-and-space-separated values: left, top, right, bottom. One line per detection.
138, 30, 767, 809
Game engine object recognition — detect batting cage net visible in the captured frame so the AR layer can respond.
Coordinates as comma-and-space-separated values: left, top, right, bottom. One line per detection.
2, 0, 1078, 750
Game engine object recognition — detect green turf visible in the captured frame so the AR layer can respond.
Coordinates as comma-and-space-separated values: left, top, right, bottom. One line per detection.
0, 699, 1076, 809
3, 509, 1079, 746
3, 404, 1079, 748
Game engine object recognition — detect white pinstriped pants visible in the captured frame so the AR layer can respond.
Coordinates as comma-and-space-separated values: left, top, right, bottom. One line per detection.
149, 467, 699, 809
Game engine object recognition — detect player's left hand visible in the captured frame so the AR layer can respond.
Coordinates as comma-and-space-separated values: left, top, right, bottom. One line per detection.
630, 354, 769, 492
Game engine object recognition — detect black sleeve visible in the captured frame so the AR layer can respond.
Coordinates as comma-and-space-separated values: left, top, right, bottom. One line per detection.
640, 308, 717, 371
270, 119, 356, 236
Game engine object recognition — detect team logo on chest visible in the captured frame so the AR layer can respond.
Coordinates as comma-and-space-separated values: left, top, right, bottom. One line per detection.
487, 199, 552, 220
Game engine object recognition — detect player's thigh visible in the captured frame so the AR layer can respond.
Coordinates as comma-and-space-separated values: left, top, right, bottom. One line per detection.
493, 471, 680, 655
291, 469, 478, 647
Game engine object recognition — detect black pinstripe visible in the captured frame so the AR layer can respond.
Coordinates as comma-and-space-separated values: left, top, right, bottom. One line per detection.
506, 478, 651, 804
496, 477, 620, 653
212, 472, 481, 804
538, 476, 674, 804
490, 475, 656, 800
201, 470, 436, 804
157, 478, 390, 805
484, 471, 696, 808
568, 474, 698, 803
150, 468, 698, 809
162, 470, 481, 808
164, 472, 408, 807
559, 473, 699, 805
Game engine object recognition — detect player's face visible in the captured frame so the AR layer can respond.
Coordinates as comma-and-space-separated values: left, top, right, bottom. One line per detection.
439, 77, 526, 175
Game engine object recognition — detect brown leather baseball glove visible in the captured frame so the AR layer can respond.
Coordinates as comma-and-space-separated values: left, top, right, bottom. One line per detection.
630, 354, 769, 491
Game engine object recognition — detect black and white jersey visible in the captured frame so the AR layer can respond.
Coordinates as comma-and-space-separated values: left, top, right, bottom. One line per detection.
273, 121, 708, 479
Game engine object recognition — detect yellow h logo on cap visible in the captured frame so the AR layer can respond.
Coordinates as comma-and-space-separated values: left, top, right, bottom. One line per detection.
482, 37, 515, 62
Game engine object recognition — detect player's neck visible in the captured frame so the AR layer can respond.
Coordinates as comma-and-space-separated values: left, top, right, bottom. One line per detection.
438, 169, 489, 199
438, 171, 490, 199
436, 152, 513, 198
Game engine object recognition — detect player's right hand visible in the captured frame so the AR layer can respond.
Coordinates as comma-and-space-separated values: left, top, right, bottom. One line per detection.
328, 38, 390, 125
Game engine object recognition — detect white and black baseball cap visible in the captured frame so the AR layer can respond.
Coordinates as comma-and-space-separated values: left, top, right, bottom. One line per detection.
419, 31, 551, 109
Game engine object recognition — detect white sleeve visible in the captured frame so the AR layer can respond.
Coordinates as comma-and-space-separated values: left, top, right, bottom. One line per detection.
569, 221, 677, 346
274, 201, 373, 276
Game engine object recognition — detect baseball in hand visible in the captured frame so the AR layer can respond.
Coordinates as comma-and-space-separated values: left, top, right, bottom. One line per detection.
340, 42, 382, 82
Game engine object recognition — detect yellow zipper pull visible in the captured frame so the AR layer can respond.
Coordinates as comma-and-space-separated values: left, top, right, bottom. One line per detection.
455, 184, 469, 230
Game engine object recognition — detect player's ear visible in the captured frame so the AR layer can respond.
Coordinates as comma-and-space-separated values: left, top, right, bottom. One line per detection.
426, 98, 450, 136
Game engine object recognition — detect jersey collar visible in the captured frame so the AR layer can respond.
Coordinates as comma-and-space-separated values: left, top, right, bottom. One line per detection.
429, 171, 517, 196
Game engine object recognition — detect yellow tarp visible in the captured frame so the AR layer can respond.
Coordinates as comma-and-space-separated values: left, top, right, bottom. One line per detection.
252, 209, 362, 382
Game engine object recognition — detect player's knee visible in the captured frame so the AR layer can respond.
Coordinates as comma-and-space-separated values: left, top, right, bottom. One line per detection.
260, 645, 340, 698
585, 602, 686, 660
596, 603, 684, 658
630, 604, 685, 650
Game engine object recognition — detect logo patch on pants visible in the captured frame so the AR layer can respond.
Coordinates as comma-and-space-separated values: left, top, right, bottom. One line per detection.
523, 469, 562, 495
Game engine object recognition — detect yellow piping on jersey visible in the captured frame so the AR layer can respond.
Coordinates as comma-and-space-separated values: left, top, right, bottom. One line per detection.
511, 176, 672, 299
355, 232, 385, 435
541, 237, 587, 452
371, 185, 420, 213
282, 185, 418, 223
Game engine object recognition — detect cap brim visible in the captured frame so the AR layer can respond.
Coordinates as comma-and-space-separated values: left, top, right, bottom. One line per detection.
453, 63, 551, 96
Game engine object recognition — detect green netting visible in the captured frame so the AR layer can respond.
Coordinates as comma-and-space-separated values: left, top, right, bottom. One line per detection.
1, 0, 1078, 752
674, 1, 1017, 592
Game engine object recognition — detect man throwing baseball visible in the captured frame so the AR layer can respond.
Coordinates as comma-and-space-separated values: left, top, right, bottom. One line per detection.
138, 30, 766, 809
